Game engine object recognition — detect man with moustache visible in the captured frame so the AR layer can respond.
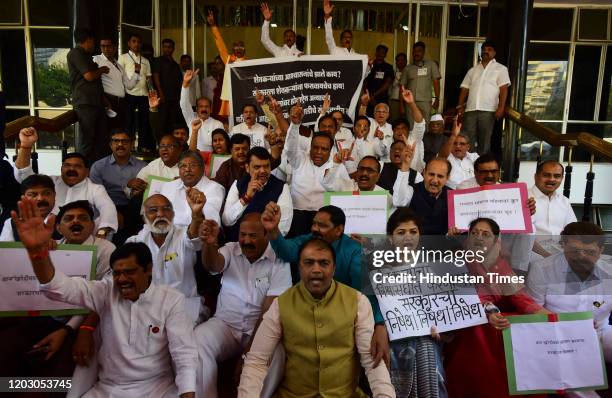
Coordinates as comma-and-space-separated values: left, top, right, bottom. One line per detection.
14, 128, 118, 239
377, 140, 423, 194
457, 40, 510, 154
238, 238, 395, 397
260, 3, 302, 57
126, 193, 205, 323
438, 120, 479, 189
132, 134, 182, 196
0, 200, 113, 383
12, 198, 197, 397
214, 134, 251, 192
180, 70, 224, 152
1, 174, 58, 241
159, 150, 225, 226
223, 147, 292, 242
261, 203, 391, 369
230, 104, 268, 148
196, 213, 292, 398
404, 41, 441, 126
423, 114, 447, 163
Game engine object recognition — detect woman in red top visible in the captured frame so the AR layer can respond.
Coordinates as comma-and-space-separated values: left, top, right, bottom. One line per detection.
444, 218, 549, 398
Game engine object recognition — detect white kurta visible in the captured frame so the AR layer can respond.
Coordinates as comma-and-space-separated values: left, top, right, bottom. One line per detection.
126, 224, 202, 322
159, 176, 225, 226
40, 271, 197, 396
261, 21, 302, 57
230, 122, 268, 148
180, 87, 224, 151
446, 152, 479, 189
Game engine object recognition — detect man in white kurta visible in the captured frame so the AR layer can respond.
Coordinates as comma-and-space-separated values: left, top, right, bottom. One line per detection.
230, 104, 268, 148
159, 150, 225, 226
127, 193, 204, 323
260, 3, 302, 57
12, 198, 197, 398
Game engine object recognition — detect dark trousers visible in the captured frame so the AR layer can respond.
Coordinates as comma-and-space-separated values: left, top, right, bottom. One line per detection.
0, 317, 76, 389
112, 194, 144, 246
75, 104, 110, 162
104, 93, 128, 130
126, 94, 154, 151
287, 209, 317, 238
157, 98, 183, 143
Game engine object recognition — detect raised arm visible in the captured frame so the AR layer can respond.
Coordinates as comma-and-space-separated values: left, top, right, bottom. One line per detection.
439, 118, 461, 158
393, 142, 416, 207
181, 69, 199, 124
207, 10, 230, 64
15, 127, 37, 172
260, 3, 281, 57
323, 0, 337, 54
198, 219, 225, 273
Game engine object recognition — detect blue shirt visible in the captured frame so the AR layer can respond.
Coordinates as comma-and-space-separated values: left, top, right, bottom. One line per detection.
89, 154, 147, 206
270, 233, 384, 323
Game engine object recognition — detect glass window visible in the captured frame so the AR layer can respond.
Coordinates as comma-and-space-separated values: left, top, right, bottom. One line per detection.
524, 43, 569, 120
578, 9, 608, 41
160, 0, 185, 57
531, 8, 573, 41
3, 108, 30, 149
31, 29, 72, 108
520, 122, 561, 162
479, 7, 488, 38
448, 5, 477, 37
599, 45, 612, 122
417, 5, 443, 63
0, 30, 28, 105
0, 0, 22, 24
565, 123, 611, 162
569, 45, 601, 121
599, 207, 612, 232
35, 109, 75, 150
444, 41, 474, 110
124, 0, 153, 27
29, 0, 71, 26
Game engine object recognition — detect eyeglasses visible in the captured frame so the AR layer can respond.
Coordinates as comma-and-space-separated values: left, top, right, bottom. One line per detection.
111, 138, 131, 144
112, 267, 140, 277
178, 162, 201, 170
566, 248, 600, 257
477, 169, 499, 175
159, 144, 178, 150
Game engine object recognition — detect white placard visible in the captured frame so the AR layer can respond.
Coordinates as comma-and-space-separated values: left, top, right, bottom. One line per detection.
143, 175, 172, 200
0, 244, 95, 315
325, 192, 388, 235
510, 318, 605, 392
372, 264, 487, 340
448, 182, 533, 233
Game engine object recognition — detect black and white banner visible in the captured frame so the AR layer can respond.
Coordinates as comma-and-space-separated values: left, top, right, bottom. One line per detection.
228, 55, 368, 127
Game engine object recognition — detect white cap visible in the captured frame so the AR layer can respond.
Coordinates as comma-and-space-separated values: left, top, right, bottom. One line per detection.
430, 114, 444, 122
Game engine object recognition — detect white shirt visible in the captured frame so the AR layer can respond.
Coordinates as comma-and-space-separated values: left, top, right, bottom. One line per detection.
180, 87, 224, 151
182, 70, 201, 107
368, 119, 426, 170
136, 157, 180, 182
223, 180, 293, 236
159, 176, 225, 226
212, 242, 292, 335
202, 75, 217, 103
321, 162, 414, 213
284, 123, 333, 211
127, 224, 202, 322
529, 185, 577, 236
446, 152, 479, 189
352, 137, 387, 164
40, 271, 197, 396
92, 54, 139, 98
456, 177, 479, 190
461, 59, 511, 112
117, 51, 152, 97
324, 17, 359, 57
230, 122, 268, 148
261, 21, 302, 58
15, 166, 118, 232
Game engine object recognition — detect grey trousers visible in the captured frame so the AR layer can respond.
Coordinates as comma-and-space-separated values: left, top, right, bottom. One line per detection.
461, 110, 495, 154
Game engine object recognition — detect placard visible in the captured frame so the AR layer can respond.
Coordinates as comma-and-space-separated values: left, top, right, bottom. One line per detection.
448, 182, 533, 233
209, 154, 231, 178
143, 175, 173, 201
372, 264, 487, 340
324, 191, 389, 235
228, 55, 368, 127
0, 242, 96, 317
503, 312, 608, 395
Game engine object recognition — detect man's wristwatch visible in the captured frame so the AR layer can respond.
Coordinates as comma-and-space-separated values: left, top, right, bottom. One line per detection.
61, 324, 75, 335
96, 229, 108, 238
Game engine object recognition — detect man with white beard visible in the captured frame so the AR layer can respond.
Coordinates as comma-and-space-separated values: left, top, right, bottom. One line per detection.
126, 193, 205, 323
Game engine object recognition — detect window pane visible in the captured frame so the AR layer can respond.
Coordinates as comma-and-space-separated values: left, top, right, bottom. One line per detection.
444, 41, 474, 110
31, 29, 72, 108
35, 109, 75, 150
448, 5, 477, 37
3, 109, 30, 149
532, 8, 573, 41
579, 9, 608, 40
0, 0, 22, 24
524, 43, 569, 120
599, 46, 612, 121
29, 0, 71, 26
564, 123, 611, 162
569, 45, 601, 121
418, 5, 443, 63
479, 7, 488, 37
160, 0, 185, 57
520, 122, 561, 161
123, 0, 152, 27
0, 30, 28, 105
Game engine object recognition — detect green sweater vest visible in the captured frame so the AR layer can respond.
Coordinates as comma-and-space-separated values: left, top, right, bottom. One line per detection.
277, 281, 368, 398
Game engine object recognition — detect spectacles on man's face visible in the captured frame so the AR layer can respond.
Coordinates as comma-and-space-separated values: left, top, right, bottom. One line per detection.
179, 162, 201, 170
477, 168, 499, 175
111, 138, 131, 144
159, 144, 178, 150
